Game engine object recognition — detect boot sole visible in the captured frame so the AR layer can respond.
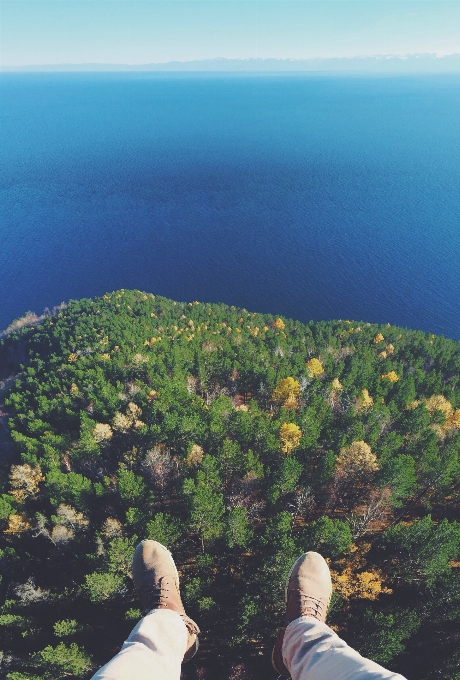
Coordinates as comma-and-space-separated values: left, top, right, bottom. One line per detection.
184, 635, 199, 663
271, 553, 309, 678
148, 541, 199, 663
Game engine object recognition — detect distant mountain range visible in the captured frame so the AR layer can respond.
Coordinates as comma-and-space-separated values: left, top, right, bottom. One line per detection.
4, 54, 460, 73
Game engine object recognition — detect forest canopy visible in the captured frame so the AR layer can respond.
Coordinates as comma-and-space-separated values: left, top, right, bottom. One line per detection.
0, 290, 459, 679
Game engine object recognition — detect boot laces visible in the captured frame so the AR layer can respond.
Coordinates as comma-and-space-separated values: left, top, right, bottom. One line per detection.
137, 579, 200, 636
180, 613, 201, 636
138, 576, 170, 613
299, 593, 325, 620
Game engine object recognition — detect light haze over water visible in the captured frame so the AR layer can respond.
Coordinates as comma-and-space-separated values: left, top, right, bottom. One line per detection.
1, 73, 459, 339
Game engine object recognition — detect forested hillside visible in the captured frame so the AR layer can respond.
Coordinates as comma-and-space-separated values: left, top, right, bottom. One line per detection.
0, 290, 459, 680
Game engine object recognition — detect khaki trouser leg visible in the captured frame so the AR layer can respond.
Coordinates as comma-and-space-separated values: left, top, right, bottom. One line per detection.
282, 617, 407, 680
91, 609, 187, 680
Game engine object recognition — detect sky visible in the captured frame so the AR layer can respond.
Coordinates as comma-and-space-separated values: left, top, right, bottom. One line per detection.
1, 1, 460, 67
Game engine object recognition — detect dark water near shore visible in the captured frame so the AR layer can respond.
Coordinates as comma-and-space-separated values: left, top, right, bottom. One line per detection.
1, 73, 460, 338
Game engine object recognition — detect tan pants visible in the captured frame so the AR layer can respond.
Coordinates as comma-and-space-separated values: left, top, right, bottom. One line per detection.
92, 610, 187, 680
283, 616, 407, 680
92, 610, 407, 680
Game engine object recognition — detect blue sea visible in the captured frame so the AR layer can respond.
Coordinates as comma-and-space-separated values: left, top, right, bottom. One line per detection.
1, 73, 460, 339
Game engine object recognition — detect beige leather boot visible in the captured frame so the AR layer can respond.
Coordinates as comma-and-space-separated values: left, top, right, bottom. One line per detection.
272, 551, 332, 677
132, 540, 200, 662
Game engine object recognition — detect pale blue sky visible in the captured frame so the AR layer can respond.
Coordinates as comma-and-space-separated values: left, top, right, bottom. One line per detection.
1, 1, 460, 67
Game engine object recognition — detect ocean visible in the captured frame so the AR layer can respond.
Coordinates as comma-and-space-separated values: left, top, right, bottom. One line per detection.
1, 73, 460, 338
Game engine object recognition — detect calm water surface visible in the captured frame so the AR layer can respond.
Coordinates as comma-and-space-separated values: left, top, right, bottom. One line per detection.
1, 73, 460, 338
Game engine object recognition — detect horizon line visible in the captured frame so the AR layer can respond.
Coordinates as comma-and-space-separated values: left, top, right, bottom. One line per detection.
4, 53, 460, 72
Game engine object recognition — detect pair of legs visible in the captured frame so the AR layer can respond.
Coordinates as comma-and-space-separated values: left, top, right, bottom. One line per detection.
92, 542, 407, 680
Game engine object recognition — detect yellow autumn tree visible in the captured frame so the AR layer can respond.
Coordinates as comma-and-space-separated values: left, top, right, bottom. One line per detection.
355, 389, 373, 411
4, 514, 31, 535
93, 423, 113, 443
373, 333, 384, 344
102, 518, 124, 538
51, 525, 74, 544
430, 423, 446, 440
330, 543, 391, 600
331, 566, 391, 600
381, 371, 399, 383
280, 423, 302, 454
272, 377, 301, 409
132, 353, 149, 365
185, 444, 204, 467
336, 441, 379, 479
54, 504, 89, 530
9, 464, 44, 502
446, 409, 460, 430
328, 378, 343, 410
407, 399, 420, 410
331, 378, 343, 392
112, 412, 131, 433
425, 394, 453, 418
273, 318, 285, 330
113, 402, 145, 431
306, 358, 324, 378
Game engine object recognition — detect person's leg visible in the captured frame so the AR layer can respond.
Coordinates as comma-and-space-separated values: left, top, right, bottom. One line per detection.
272, 552, 407, 680
91, 541, 199, 680
282, 616, 406, 680
91, 609, 187, 680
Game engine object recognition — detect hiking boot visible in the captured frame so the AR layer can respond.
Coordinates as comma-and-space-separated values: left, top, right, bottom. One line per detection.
132, 540, 200, 662
272, 551, 332, 677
